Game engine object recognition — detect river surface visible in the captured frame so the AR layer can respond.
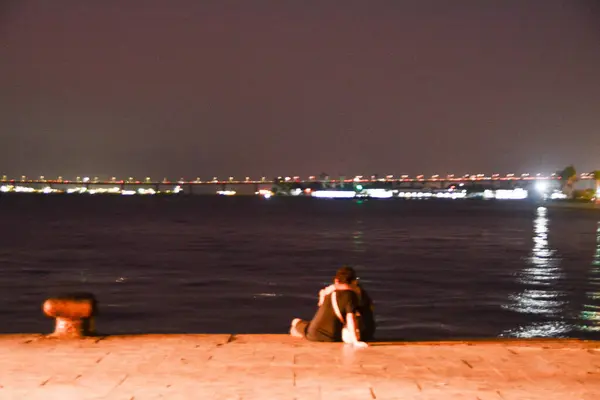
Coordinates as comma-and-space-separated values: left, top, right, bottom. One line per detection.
0, 195, 599, 340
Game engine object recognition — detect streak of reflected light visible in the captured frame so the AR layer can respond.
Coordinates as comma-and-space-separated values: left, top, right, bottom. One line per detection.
579, 222, 600, 332
502, 207, 568, 337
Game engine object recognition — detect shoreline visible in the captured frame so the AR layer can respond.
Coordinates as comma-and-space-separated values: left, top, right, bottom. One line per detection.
2, 332, 597, 344
1, 334, 598, 399
544, 200, 600, 211
2, 190, 599, 204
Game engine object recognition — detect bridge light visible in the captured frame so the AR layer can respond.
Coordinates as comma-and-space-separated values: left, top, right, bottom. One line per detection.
145, 177, 151, 182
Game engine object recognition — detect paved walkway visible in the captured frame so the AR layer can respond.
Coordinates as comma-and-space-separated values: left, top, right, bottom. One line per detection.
0, 334, 598, 399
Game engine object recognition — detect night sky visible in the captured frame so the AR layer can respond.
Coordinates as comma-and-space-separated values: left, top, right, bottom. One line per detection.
1, 1, 599, 179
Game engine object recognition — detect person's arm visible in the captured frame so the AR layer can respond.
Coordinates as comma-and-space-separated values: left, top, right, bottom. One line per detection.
345, 313, 368, 348
345, 313, 359, 342
339, 290, 368, 347
318, 284, 336, 306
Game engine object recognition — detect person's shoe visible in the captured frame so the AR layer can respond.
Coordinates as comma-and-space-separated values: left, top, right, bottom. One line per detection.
289, 318, 303, 338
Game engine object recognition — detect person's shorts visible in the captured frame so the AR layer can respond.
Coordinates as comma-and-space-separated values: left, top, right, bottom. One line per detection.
291, 319, 309, 338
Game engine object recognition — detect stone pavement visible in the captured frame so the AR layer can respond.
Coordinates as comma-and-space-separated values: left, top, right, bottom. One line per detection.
0, 334, 598, 400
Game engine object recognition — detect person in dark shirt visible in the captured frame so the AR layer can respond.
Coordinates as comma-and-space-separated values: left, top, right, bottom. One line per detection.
290, 266, 369, 347
317, 276, 376, 341
356, 283, 376, 341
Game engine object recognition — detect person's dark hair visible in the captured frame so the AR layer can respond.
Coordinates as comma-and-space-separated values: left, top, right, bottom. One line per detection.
335, 266, 357, 284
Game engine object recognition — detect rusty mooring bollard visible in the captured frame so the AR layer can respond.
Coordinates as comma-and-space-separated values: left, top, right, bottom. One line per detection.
43, 293, 98, 337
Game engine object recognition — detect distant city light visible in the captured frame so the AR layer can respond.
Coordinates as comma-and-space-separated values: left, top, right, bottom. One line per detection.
312, 190, 356, 199
495, 188, 528, 200
364, 189, 393, 198
137, 188, 156, 195
256, 189, 273, 199
535, 181, 549, 193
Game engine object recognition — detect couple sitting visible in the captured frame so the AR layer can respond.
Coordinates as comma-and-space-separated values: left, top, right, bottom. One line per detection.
290, 266, 375, 348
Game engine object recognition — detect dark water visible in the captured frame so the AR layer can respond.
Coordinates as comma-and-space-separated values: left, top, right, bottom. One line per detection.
1, 195, 599, 340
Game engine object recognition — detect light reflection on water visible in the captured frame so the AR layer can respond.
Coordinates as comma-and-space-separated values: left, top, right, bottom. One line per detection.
519, 207, 564, 286
502, 207, 569, 337
579, 221, 600, 332
352, 219, 365, 254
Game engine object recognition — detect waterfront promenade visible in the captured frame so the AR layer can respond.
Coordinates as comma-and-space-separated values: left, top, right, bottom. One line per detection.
0, 334, 598, 399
